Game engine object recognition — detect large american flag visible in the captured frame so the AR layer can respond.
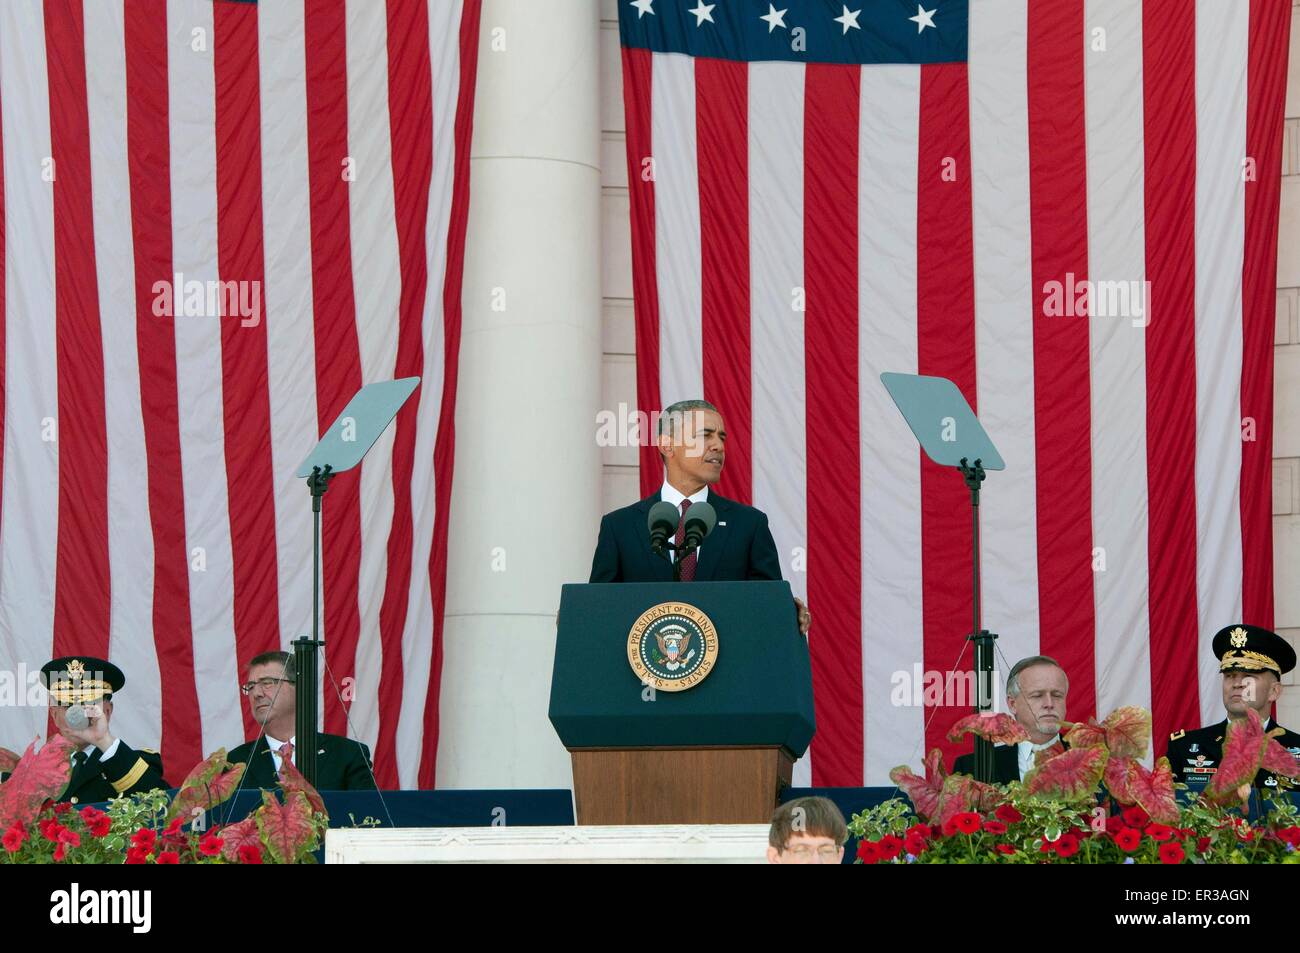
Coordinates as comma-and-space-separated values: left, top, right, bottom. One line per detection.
0, 0, 480, 788
619, 0, 1289, 785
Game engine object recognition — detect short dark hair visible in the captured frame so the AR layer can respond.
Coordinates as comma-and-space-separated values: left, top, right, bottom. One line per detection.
248, 650, 295, 681
768, 796, 847, 850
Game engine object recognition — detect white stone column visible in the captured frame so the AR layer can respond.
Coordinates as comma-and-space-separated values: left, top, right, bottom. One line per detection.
437, 1, 602, 787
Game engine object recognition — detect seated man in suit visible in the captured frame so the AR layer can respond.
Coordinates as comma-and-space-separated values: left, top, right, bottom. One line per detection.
1166, 624, 1299, 792
952, 655, 1069, 783
228, 651, 376, 790
589, 399, 810, 635
40, 656, 167, 804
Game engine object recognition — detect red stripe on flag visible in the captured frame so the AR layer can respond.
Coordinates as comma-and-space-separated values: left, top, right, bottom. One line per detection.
304, 0, 364, 737
419, 0, 481, 787
916, 63, 977, 766
1240, 0, 1287, 630
125, 0, 202, 774
213, 0, 281, 738
377, 0, 434, 788
803, 64, 862, 786
623, 47, 662, 498
1142, 0, 1200, 747
1027, 1, 1097, 722
695, 58, 752, 503
45, 0, 111, 662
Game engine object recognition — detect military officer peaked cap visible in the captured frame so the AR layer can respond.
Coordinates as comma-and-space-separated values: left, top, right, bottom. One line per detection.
1212, 624, 1296, 677
40, 656, 125, 705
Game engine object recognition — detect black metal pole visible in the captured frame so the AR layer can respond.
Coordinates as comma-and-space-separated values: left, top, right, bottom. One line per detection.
296, 465, 333, 788
959, 458, 998, 784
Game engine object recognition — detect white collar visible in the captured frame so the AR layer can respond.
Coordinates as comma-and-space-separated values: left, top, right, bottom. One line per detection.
660, 480, 709, 510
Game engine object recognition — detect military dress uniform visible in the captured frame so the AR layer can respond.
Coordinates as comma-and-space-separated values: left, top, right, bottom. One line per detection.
1166, 625, 1300, 793
40, 657, 168, 804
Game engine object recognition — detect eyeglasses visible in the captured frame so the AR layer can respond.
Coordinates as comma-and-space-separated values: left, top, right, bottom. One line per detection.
240, 676, 294, 696
784, 844, 841, 861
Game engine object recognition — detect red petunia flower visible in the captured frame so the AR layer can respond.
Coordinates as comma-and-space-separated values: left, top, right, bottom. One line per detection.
995, 844, 1017, 855
1113, 827, 1142, 852
1055, 833, 1080, 858
239, 844, 263, 865
155, 851, 179, 865
953, 813, 982, 835
1159, 842, 1185, 865
982, 821, 1007, 836
1121, 806, 1149, 828
125, 847, 149, 865
995, 804, 1023, 824
903, 834, 928, 856
1144, 823, 1174, 842
857, 840, 881, 864
2, 823, 27, 853
130, 828, 157, 854
198, 833, 225, 858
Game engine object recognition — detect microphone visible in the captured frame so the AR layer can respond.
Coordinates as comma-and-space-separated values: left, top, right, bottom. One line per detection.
680, 500, 717, 553
647, 501, 679, 554
66, 705, 90, 730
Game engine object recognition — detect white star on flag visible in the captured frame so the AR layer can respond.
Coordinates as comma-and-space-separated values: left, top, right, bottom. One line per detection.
689, 1, 715, 26
909, 5, 937, 33
760, 4, 788, 32
630, 0, 654, 19
834, 6, 862, 34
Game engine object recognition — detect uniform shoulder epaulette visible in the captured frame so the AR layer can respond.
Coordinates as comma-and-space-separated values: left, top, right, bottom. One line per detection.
1169, 729, 1186, 741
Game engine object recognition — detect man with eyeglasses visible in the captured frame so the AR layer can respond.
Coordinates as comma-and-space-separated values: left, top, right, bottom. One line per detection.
227, 650, 376, 790
33, 656, 167, 804
766, 796, 847, 864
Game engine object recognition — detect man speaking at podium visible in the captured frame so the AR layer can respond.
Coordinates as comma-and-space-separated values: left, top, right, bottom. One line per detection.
588, 399, 810, 635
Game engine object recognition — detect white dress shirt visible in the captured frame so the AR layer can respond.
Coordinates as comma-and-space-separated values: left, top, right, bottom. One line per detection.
659, 481, 709, 563
1016, 734, 1062, 780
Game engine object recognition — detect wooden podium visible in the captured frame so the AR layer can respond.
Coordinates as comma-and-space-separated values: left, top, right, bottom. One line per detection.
549, 581, 814, 826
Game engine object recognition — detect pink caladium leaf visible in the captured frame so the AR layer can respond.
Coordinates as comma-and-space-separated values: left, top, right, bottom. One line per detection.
217, 817, 261, 862
1024, 746, 1106, 799
277, 757, 327, 818
889, 748, 948, 822
1206, 710, 1271, 805
947, 712, 1029, 746
0, 735, 76, 830
166, 749, 246, 822
1106, 756, 1179, 824
255, 790, 316, 864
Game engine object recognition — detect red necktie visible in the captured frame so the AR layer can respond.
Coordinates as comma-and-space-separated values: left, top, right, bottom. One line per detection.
674, 500, 697, 582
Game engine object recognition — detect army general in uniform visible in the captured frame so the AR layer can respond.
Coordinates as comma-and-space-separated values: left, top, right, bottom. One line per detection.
1165, 624, 1300, 793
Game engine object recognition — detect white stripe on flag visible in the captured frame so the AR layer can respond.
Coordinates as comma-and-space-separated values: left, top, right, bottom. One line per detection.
858, 64, 925, 786
652, 53, 702, 407
748, 61, 810, 786
969, 0, 1041, 674
397, 0, 462, 788
258, 0, 319, 666
0, 0, 57, 745
1085, 0, 1152, 734
1193, 0, 1247, 726
85, 0, 163, 749
167, 0, 242, 756
344, 0, 401, 758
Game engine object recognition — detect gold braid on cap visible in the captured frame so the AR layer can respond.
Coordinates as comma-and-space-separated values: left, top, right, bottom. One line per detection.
1219, 649, 1280, 675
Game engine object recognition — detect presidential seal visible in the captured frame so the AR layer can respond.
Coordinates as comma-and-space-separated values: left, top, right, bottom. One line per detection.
627, 602, 718, 692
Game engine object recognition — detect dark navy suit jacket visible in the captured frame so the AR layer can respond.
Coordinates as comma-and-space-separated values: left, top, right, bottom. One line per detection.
588, 489, 783, 583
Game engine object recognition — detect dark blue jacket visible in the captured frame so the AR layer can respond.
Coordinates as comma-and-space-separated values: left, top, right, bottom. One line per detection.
588, 490, 783, 583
